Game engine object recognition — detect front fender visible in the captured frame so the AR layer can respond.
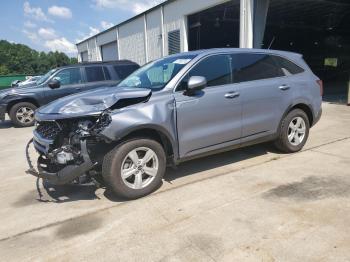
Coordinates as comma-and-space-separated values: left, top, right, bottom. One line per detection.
100, 95, 179, 159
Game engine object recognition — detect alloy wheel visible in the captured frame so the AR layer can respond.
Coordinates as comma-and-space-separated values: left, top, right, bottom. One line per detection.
287, 116, 306, 146
16, 107, 34, 124
120, 147, 159, 190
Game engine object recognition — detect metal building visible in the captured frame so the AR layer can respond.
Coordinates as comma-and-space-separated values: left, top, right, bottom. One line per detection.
76, 0, 262, 64
76, 0, 350, 97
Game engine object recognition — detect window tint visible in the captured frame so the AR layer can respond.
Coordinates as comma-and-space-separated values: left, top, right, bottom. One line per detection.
53, 68, 82, 86
103, 66, 111, 80
231, 54, 284, 83
178, 55, 231, 91
114, 65, 139, 79
273, 56, 304, 75
85, 66, 105, 82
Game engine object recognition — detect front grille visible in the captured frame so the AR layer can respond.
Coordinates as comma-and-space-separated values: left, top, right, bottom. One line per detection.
36, 121, 61, 140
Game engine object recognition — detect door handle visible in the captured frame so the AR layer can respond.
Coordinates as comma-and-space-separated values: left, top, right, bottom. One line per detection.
225, 92, 240, 99
279, 85, 290, 91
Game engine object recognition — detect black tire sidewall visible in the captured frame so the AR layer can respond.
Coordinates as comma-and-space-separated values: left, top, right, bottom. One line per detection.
9, 102, 37, 127
102, 138, 166, 199
279, 109, 310, 152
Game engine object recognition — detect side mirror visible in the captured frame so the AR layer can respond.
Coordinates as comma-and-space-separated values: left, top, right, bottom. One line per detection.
11, 80, 21, 87
186, 76, 207, 95
48, 78, 61, 89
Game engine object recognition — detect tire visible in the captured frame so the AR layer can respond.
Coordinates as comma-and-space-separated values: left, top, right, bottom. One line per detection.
102, 138, 166, 199
274, 109, 310, 153
9, 102, 37, 127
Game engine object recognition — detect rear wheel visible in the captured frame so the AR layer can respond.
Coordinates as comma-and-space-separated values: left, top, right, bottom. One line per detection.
102, 138, 166, 199
274, 109, 310, 153
9, 102, 37, 127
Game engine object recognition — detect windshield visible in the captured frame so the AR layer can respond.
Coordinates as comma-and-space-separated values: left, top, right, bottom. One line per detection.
36, 68, 58, 85
118, 54, 196, 91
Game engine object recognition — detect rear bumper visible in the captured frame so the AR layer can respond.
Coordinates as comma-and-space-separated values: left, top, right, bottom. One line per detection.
313, 107, 322, 126
0, 104, 6, 121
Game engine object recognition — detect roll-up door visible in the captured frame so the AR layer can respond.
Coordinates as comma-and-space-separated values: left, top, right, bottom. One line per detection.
101, 41, 118, 61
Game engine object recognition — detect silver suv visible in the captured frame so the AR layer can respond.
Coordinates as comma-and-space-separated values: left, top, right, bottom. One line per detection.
28, 48, 322, 199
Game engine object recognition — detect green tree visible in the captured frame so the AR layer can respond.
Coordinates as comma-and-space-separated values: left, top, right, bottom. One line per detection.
0, 65, 9, 75
0, 40, 77, 75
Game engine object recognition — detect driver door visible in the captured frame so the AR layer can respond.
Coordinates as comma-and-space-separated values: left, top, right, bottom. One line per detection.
44, 67, 85, 103
174, 54, 242, 158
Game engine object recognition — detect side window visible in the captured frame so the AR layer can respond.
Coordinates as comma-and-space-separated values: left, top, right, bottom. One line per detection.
85, 66, 105, 82
103, 67, 111, 80
178, 55, 231, 91
114, 65, 139, 80
53, 68, 82, 86
273, 56, 305, 76
231, 54, 284, 83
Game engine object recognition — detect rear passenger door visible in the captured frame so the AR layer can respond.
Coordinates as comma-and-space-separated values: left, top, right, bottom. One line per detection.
230, 53, 292, 141
82, 66, 116, 91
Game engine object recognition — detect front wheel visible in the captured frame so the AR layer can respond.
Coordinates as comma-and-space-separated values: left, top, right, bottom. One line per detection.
9, 102, 37, 127
274, 109, 310, 153
102, 138, 166, 199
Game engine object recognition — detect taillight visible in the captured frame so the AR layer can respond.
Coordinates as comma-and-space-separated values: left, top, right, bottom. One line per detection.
316, 80, 323, 96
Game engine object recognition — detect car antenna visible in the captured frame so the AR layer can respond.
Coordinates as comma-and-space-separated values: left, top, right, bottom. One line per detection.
268, 36, 275, 49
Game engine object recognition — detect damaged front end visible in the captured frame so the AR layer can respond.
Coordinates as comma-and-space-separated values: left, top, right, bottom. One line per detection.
26, 112, 113, 185
26, 87, 152, 185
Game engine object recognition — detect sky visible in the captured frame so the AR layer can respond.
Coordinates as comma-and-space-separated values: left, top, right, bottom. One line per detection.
0, 0, 165, 57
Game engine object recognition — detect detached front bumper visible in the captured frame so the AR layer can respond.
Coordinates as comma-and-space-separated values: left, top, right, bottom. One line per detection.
0, 104, 6, 121
26, 139, 95, 185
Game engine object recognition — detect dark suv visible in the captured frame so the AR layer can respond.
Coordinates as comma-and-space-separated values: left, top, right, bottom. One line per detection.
0, 60, 139, 127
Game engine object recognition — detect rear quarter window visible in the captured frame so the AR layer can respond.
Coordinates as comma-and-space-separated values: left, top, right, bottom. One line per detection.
114, 64, 139, 79
273, 56, 305, 75
85, 66, 105, 82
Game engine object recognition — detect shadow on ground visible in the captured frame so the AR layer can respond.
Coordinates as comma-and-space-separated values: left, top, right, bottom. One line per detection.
165, 143, 276, 183
24, 143, 275, 204
0, 120, 14, 129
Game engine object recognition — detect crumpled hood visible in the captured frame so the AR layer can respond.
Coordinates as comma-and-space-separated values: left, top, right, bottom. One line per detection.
37, 86, 152, 118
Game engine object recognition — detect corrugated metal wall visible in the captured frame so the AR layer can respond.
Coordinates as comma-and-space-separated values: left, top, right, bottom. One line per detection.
87, 38, 99, 61
76, 0, 231, 65
146, 8, 163, 62
118, 16, 146, 65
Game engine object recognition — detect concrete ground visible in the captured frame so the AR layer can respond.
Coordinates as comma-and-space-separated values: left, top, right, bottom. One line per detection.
0, 102, 349, 261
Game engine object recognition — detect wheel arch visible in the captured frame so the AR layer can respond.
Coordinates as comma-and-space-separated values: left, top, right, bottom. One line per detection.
6, 97, 40, 113
114, 125, 178, 164
280, 101, 314, 128
288, 103, 314, 126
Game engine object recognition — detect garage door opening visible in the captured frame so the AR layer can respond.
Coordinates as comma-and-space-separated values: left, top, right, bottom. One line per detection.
263, 0, 350, 102
188, 0, 240, 51
101, 41, 118, 61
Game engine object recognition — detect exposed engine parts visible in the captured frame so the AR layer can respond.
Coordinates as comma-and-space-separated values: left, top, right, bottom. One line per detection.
28, 111, 113, 185
52, 146, 75, 165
